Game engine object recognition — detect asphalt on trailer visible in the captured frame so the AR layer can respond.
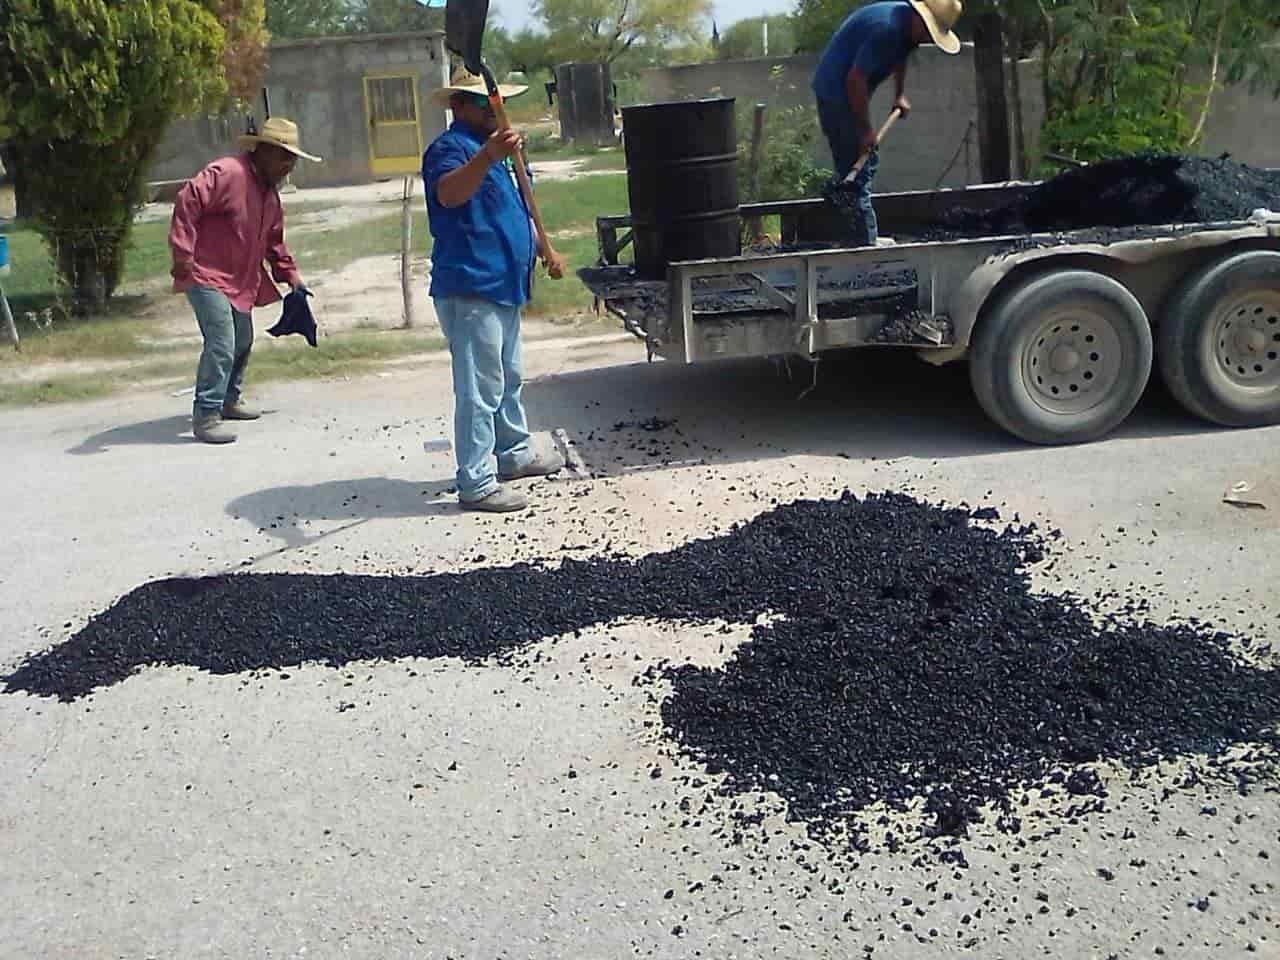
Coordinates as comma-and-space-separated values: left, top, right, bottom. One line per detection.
826, 153, 1280, 243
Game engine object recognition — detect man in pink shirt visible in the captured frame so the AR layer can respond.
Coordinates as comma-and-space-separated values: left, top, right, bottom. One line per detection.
168, 117, 320, 444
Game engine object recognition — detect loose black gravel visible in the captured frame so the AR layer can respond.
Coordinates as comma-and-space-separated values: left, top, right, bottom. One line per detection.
6, 492, 1278, 856
827, 153, 1280, 244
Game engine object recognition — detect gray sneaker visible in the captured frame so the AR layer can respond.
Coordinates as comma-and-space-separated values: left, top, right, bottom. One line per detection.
193, 413, 236, 444
498, 450, 565, 482
460, 486, 528, 512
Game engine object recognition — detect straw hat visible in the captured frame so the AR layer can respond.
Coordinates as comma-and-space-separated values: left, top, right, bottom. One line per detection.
237, 117, 322, 162
431, 67, 528, 106
909, 0, 963, 54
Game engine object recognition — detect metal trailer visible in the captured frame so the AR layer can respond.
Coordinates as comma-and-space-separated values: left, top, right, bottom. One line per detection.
579, 181, 1280, 445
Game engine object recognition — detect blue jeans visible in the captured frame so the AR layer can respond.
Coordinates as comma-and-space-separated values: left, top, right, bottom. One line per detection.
435, 295, 533, 501
187, 286, 253, 416
816, 97, 880, 245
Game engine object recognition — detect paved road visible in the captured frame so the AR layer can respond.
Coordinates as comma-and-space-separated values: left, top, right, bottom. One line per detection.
2, 337, 1277, 959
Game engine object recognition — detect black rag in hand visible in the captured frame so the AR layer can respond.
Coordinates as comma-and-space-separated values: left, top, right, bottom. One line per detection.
268, 288, 317, 348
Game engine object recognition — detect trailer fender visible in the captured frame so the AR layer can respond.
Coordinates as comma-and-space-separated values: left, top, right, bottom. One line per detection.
945, 220, 1277, 355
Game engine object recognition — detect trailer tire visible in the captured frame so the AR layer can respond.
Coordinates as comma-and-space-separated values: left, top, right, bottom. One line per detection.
970, 270, 1152, 445
1157, 250, 1280, 428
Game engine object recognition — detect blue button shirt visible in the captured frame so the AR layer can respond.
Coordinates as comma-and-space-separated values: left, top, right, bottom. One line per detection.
812, 1, 915, 104
422, 120, 536, 307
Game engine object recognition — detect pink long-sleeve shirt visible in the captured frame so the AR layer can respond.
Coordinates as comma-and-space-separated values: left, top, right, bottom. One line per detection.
168, 153, 301, 312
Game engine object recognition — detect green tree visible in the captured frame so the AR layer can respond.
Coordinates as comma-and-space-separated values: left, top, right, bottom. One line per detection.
265, 0, 357, 39
535, 0, 713, 64
221, 0, 270, 102
791, 0, 1280, 174
792, 0, 851, 53
0, 0, 260, 308
507, 28, 558, 78
1039, 0, 1280, 162
353, 0, 441, 33
717, 15, 796, 60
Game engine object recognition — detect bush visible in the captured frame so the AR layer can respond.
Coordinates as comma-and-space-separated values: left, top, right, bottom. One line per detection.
737, 102, 831, 204
0, 0, 256, 311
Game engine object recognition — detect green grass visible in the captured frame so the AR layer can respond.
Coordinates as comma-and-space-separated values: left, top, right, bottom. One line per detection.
0, 165, 630, 406
289, 172, 628, 284
1, 223, 62, 317
525, 142, 627, 169
525, 232, 608, 320
0, 357, 191, 407
0, 328, 449, 408
579, 150, 626, 171
287, 209, 430, 274
503, 95, 557, 127
249, 329, 446, 382
535, 173, 627, 234
119, 220, 176, 287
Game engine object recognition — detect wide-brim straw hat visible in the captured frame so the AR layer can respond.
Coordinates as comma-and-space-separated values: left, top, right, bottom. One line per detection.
237, 117, 322, 162
431, 67, 528, 106
910, 0, 963, 54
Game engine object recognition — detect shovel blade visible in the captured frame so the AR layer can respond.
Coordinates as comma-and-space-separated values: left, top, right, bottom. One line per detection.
445, 0, 489, 76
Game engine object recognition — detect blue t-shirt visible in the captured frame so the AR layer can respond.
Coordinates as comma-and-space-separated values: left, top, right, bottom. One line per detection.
812, 1, 915, 104
422, 120, 536, 307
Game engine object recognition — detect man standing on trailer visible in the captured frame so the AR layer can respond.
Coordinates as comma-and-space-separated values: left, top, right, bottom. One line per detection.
422, 68, 566, 513
812, 0, 963, 246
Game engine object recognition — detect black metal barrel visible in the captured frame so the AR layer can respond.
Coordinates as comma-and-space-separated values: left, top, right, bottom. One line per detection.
621, 98, 741, 279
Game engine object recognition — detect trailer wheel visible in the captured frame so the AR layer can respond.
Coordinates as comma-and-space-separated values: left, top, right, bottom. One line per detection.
1157, 250, 1280, 427
970, 270, 1152, 445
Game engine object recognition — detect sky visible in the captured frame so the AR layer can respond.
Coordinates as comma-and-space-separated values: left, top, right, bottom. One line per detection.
489, 0, 796, 34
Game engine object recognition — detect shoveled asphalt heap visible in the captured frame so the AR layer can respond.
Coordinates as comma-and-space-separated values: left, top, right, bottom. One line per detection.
827, 153, 1280, 243
6, 492, 1278, 851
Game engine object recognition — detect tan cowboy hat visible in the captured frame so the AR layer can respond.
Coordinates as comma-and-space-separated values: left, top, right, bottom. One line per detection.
237, 117, 322, 162
909, 0, 963, 54
431, 67, 528, 106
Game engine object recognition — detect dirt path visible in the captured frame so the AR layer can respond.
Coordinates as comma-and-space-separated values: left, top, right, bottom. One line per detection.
5, 163, 615, 389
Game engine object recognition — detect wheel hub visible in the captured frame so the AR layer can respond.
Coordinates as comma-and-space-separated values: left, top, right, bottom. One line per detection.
1023, 309, 1124, 414
1050, 345, 1081, 373
1213, 293, 1280, 388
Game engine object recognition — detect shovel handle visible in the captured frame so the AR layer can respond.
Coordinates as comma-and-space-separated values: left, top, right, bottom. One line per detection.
488, 92, 549, 249
844, 107, 902, 183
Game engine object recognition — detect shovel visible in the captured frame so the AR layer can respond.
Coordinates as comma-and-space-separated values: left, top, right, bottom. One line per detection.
843, 107, 902, 183
444, 0, 562, 277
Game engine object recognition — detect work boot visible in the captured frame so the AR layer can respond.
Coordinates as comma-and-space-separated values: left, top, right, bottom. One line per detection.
498, 450, 565, 482
460, 486, 528, 513
221, 400, 261, 420
193, 413, 236, 444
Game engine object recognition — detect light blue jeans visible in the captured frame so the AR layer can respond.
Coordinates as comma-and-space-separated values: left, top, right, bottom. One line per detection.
187, 286, 253, 416
435, 295, 533, 501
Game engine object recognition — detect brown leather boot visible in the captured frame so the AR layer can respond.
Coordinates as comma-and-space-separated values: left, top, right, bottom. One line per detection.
193, 413, 236, 444
221, 400, 261, 420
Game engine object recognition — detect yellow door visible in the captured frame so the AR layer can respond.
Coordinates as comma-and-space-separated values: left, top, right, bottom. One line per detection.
363, 74, 424, 176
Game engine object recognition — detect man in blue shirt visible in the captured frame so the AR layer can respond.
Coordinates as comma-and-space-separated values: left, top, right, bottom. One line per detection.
813, 0, 962, 245
423, 69, 567, 513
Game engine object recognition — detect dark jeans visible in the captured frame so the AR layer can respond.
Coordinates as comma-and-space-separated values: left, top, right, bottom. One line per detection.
816, 97, 880, 246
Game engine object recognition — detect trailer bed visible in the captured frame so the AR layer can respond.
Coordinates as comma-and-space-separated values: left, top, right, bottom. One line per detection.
576, 181, 1280, 444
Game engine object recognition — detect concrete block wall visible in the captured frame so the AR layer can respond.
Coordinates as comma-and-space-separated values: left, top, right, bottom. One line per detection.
1185, 78, 1280, 168
1005, 57, 1280, 173
150, 32, 449, 188
639, 49, 1280, 190
637, 47, 983, 192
